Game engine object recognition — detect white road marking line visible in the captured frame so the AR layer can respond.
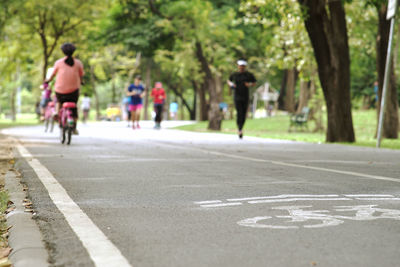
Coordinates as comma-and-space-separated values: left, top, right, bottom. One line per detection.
354, 198, 400, 201
227, 194, 340, 202
344, 194, 394, 197
196, 194, 400, 208
16, 144, 132, 267
194, 200, 222, 204
154, 142, 400, 184
248, 197, 352, 204
200, 203, 242, 208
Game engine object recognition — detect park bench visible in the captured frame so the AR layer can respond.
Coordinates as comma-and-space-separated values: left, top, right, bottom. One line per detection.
288, 106, 310, 132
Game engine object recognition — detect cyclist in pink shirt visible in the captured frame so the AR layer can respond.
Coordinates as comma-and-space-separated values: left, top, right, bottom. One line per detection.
46, 43, 84, 134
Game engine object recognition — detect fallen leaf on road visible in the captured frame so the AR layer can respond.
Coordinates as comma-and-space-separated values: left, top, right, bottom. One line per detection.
0, 257, 12, 267
22, 202, 32, 207
6, 201, 13, 206
24, 208, 33, 213
4, 207, 14, 214
7, 160, 14, 165
0, 248, 12, 258
311, 261, 317, 266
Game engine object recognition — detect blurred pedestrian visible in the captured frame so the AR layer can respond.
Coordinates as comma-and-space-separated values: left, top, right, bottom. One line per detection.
35, 100, 41, 121
169, 101, 178, 120
227, 60, 256, 139
39, 82, 52, 121
81, 93, 91, 123
123, 96, 131, 127
151, 82, 166, 129
126, 75, 145, 129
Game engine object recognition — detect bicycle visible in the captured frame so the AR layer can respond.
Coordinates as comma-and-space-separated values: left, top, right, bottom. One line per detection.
59, 102, 77, 145
44, 101, 56, 133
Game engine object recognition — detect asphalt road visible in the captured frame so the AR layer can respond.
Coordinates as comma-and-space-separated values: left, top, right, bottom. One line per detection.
3, 121, 400, 267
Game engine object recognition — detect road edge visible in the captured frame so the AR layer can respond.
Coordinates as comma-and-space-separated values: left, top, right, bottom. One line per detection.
5, 156, 49, 266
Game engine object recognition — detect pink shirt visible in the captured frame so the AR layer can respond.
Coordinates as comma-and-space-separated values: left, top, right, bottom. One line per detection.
52, 57, 84, 94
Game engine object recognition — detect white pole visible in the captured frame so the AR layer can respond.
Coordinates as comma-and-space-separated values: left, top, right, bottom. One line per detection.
377, 18, 396, 148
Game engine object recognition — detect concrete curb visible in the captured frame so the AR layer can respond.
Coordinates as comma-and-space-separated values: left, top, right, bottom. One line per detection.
5, 171, 49, 267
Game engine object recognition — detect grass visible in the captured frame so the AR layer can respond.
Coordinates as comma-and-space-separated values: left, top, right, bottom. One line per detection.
174, 109, 400, 150
0, 161, 10, 248
0, 113, 40, 129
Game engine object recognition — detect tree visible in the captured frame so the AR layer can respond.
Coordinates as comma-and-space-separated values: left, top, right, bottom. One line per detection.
297, 0, 355, 142
18, 0, 99, 80
372, 1, 399, 138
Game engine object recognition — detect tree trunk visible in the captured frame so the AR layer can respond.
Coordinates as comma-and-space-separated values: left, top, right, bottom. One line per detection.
298, 0, 355, 142
215, 74, 224, 102
90, 65, 101, 120
285, 67, 298, 113
198, 83, 208, 121
278, 69, 288, 110
191, 80, 198, 120
144, 60, 151, 120
168, 84, 195, 120
296, 80, 311, 113
376, 4, 399, 138
308, 80, 324, 132
195, 42, 222, 130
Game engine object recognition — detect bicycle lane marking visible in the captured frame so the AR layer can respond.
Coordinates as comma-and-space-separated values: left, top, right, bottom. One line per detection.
150, 141, 400, 184
16, 143, 132, 267
194, 194, 400, 229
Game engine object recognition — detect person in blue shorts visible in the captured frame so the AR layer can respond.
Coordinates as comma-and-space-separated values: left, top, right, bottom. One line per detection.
126, 75, 145, 129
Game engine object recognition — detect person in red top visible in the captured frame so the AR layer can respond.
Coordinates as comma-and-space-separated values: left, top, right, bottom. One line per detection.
150, 82, 166, 129
46, 43, 84, 134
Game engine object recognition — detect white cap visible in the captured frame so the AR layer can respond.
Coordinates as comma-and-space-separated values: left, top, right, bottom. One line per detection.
237, 60, 247, 66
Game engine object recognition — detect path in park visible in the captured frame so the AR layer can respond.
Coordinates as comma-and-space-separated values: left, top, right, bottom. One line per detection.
3, 121, 400, 267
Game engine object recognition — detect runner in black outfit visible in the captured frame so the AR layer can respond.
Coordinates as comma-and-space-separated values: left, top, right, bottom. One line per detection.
228, 60, 256, 139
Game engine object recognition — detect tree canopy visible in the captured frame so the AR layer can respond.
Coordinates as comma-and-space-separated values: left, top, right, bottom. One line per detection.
1, 0, 399, 141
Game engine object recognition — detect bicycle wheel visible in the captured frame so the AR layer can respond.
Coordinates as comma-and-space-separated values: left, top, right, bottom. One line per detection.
60, 127, 66, 144
67, 127, 72, 145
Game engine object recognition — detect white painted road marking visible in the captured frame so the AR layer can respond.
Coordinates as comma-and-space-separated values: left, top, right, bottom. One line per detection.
16, 143, 132, 267
196, 194, 400, 208
154, 142, 400, 184
227, 194, 341, 202
237, 205, 400, 229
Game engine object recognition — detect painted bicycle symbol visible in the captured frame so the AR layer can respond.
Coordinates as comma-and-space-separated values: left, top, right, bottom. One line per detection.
237, 205, 400, 229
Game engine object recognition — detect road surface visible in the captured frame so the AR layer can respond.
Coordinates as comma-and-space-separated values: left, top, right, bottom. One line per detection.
3, 121, 400, 267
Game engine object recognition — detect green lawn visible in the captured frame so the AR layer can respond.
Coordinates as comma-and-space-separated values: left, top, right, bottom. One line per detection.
0, 113, 40, 129
174, 110, 400, 150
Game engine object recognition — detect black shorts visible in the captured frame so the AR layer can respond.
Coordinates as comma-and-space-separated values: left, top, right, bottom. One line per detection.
56, 89, 79, 118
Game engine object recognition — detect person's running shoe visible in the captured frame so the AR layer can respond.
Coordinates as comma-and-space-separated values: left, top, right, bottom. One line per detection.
136, 124, 140, 129
238, 130, 243, 139
73, 129, 79, 135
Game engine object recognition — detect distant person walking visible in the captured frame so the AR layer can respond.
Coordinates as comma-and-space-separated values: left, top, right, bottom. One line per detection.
123, 96, 131, 127
126, 75, 145, 129
227, 60, 256, 139
46, 43, 84, 135
39, 82, 52, 121
151, 82, 166, 129
81, 93, 91, 123
169, 101, 178, 120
